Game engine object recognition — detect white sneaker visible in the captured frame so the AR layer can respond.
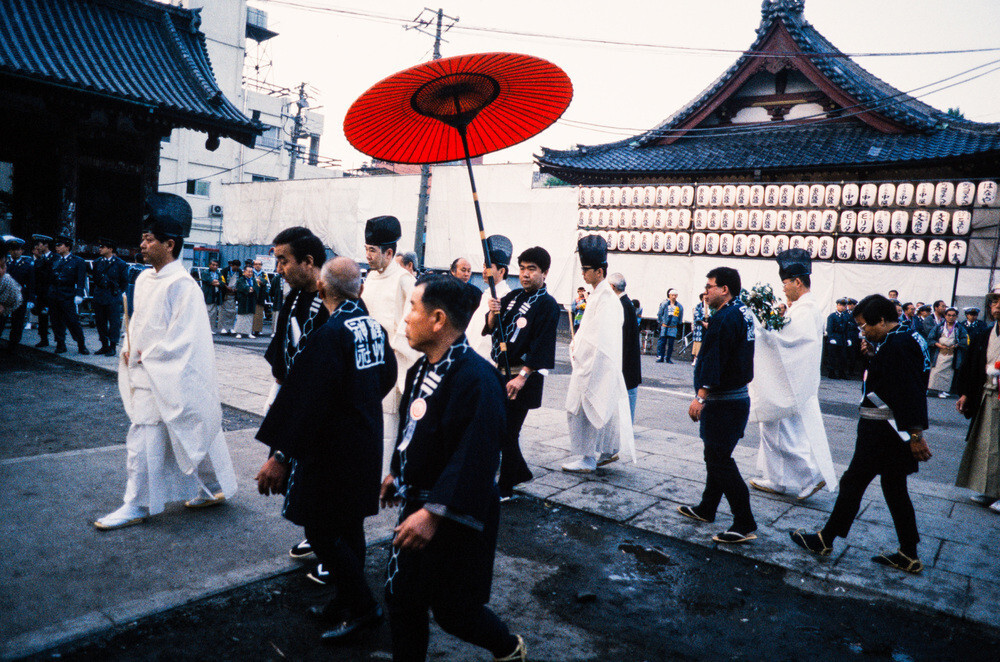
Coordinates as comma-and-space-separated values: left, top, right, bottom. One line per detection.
561, 455, 597, 473
235, 334, 242, 339
990, 500, 1000, 514
247, 334, 256, 339
94, 504, 149, 530
797, 479, 826, 500
219, 328, 228, 335
749, 478, 785, 495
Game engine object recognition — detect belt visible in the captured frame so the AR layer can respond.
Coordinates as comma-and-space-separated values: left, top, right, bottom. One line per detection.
858, 407, 892, 421
705, 386, 749, 401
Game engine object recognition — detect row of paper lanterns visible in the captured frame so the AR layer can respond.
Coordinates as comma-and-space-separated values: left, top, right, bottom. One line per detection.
578, 207, 972, 236
579, 229, 968, 265
578, 180, 998, 209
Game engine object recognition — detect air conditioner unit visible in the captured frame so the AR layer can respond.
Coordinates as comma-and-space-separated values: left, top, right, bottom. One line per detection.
209, 204, 224, 217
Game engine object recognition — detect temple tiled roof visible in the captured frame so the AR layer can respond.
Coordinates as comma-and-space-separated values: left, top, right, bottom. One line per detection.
0, 0, 261, 146
537, 0, 1000, 178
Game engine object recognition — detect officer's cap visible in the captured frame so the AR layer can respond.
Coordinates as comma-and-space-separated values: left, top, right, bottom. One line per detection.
143, 193, 192, 239
964, 307, 980, 315
776, 248, 811, 281
577, 234, 608, 269
364, 215, 401, 247
31, 234, 53, 247
228, 259, 241, 267
485, 234, 513, 267
98, 237, 117, 249
836, 297, 848, 305
54, 234, 73, 247
2, 235, 24, 248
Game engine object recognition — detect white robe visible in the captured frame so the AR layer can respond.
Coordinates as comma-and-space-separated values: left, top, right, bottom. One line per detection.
748, 290, 837, 492
471, 279, 511, 364
566, 279, 635, 461
117, 259, 237, 514
361, 259, 421, 475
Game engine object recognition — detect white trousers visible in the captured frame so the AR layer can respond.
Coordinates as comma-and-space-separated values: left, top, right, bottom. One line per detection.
567, 411, 620, 458
757, 415, 825, 492
383, 411, 399, 478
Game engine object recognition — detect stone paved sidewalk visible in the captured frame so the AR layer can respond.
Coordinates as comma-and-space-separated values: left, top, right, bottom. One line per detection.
12, 323, 1000, 633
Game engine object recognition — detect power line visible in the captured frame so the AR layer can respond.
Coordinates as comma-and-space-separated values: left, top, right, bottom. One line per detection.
260, 0, 1000, 59
159, 146, 282, 186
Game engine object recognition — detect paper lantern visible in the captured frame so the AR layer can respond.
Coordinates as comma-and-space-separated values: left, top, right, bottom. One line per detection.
677, 186, 693, 206
748, 210, 763, 231
654, 186, 668, 206
722, 185, 736, 207
952, 210, 971, 235
694, 209, 708, 230
760, 235, 776, 257
675, 232, 690, 253
653, 209, 666, 230
889, 238, 907, 263
871, 237, 889, 261
597, 209, 608, 228
736, 185, 750, 207
578, 209, 589, 227
859, 183, 877, 207
619, 186, 633, 207
806, 210, 821, 233
661, 232, 675, 253
927, 238, 947, 264
652, 232, 664, 252
605, 230, 620, 251
765, 185, 780, 207
775, 235, 790, 253
855, 237, 872, 260
691, 232, 706, 254
667, 186, 681, 207
873, 210, 891, 235
809, 184, 825, 207
677, 209, 692, 229
825, 184, 841, 207
733, 233, 748, 256
915, 182, 934, 206
710, 185, 723, 207
857, 210, 874, 234
817, 236, 834, 259
643, 186, 656, 206
609, 187, 622, 206
906, 239, 925, 263
934, 181, 955, 207
705, 232, 720, 254
794, 184, 810, 207
877, 183, 896, 207
599, 187, 611, 207
803, 236, 818, 257
640, 232, 653, 252
577, 230, 587, 241
955, 182, 975, 206
734, 209, 749, 231
821, 210, 837, 233
790, 210, 806, 233
746, 234, 761, 257
763, 210, 778, 232
578, 187, 590, 207
890, 210, 909, 234
841, 183, 859, 207
641, 210, 654, 229
708, 209, 721, 230
911, 209, 930, 234
779, 185, 794, 207
629, 231, 641, 252
608, 209, 621, 229
895, 183, 914, 207
664, 209, 677, 229
930, 210, 950, 235
977, 181, 997, 206
836, 236, 854, 260
839, 210, 857, 233
720, 209, 734, 231
789, 235, 805, 250
749, 185, 765, 207
696, 185, 710, 207
948, 240, 968, 264
719, 233, 733, 255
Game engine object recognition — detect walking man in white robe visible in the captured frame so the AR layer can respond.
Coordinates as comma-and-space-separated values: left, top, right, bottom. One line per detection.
749, 248, 837, 500
360, 215, 421, 477
95, 194, 237, 530
563, 235, 635, 473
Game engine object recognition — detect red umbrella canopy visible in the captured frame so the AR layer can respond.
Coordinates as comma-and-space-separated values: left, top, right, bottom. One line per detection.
344, 52, 573, 165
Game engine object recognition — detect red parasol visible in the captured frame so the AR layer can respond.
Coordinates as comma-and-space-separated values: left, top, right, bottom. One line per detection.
344, 52, 572, 377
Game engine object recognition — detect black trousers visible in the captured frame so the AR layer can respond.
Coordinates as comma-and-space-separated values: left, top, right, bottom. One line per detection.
827, 342, 849, 376
303, 517, 374, 612
696, 398, 756, 533
94, 300, 122, 349
1, 303, 27, 345
824, 433, 920, 555
50, 296, 86, 348
497, 402, 532, 495
35, 297, 50, 342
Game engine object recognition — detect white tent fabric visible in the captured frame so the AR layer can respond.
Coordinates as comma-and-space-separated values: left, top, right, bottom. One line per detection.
220, 164, 991, 318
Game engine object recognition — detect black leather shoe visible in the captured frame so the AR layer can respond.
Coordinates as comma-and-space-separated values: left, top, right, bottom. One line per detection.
35, 340, 49, 348
55, 344, 68, 354
78, 346, 90, 355
94, 346, 109, 355
320, 604, 383, 642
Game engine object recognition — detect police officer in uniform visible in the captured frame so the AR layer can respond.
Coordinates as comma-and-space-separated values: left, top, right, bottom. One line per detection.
49, 234, 90, 354
961, 307, 988, 345
90, 238, 129, 355
825, 298, 851, 379
2, 236, 33, 347
31, 234, 57, 347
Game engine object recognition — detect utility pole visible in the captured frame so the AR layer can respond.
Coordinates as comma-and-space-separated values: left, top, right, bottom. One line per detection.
287, 82, 308, 180
407, 8, 456, 268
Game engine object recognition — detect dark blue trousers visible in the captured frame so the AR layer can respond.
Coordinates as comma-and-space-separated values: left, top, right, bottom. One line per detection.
697, 398, 756, 533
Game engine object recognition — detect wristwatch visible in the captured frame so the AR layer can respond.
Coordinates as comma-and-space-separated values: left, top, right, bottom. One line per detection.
695, 395, 706, 404
908, 432, 923, 443
273, 450, 289, 464
518, 367, 530, 379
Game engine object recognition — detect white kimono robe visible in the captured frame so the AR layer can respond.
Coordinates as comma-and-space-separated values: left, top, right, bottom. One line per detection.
471, 279, 511, 364
748, 290, 837, 492
566, 279, 635, 460
361, 259, 421, 475
117, 259, 237, 514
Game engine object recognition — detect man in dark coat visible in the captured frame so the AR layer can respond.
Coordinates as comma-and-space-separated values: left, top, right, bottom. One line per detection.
256, 257, 396, 643
2, 236, 32, 347
961, 307, 989, 345
381, 275, 526, 662
609, 272, 642, 422
792, 295, 932, 574
31, 234, 56, 347
485, 244, 560, 498
49, 235, 89, 354
825, 298, 852, 378
90, 238, 129, 355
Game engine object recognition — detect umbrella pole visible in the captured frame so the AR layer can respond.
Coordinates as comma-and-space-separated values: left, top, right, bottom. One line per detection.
459, 128, 512, 381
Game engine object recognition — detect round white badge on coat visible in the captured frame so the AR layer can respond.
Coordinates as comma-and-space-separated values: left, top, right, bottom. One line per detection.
516, 317, 528, 329
410, 398, 427, 420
